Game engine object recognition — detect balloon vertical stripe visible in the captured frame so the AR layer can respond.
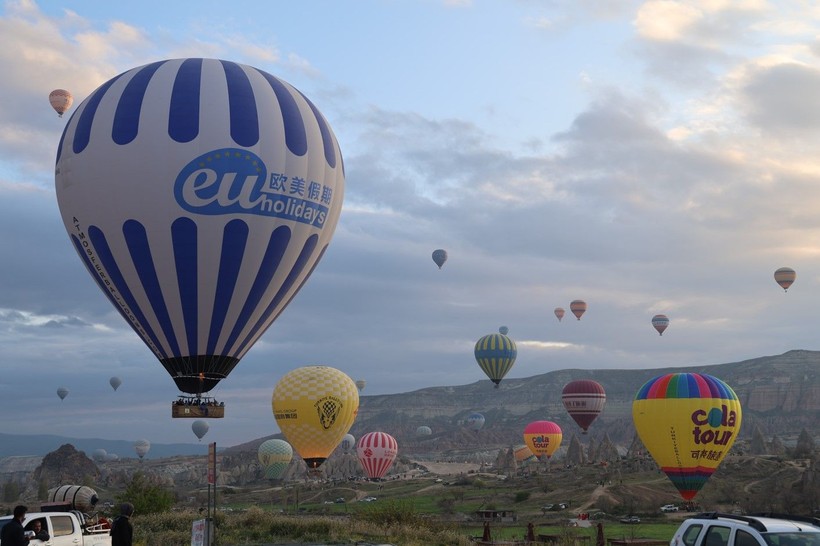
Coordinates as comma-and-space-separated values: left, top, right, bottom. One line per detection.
123, 219, 182, 357
112, 61, 164, 145
298, 92, 338, 168
221, 61, 259, 147
206, 220, 250, 355
171, 217, 199, 354
269, 244, 329, 324
235, 234, 318, 356
257, 71, 308, 156
86, 227, 166, 359
71, 75, 123, 155
169, 58, 202, 143
222, 225, 290, 355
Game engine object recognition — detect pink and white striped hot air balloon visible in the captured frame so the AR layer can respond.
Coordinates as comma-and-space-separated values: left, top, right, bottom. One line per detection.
356, 431, 398, 480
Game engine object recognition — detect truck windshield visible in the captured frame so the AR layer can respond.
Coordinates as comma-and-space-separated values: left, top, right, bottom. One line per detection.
762, 533, 820, 546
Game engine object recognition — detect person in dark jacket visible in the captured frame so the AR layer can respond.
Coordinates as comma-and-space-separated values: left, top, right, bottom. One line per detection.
25, 520, 49, 541
0, 505, 31, 546
109, 502, 134, 546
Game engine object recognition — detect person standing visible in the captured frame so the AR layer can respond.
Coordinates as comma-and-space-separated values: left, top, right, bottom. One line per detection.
109, 503, 134, 546
0, 505, 31, 546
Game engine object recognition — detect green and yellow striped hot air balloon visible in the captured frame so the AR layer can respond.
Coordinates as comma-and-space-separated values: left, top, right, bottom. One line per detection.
474, 333, 517, 388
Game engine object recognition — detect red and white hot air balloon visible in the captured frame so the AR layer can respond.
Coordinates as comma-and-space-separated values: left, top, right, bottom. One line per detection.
356, 431, 398, 480
561, 379, 606, 433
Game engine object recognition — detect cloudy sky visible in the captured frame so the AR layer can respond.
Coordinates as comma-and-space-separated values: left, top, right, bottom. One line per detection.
1, 0, 819, 449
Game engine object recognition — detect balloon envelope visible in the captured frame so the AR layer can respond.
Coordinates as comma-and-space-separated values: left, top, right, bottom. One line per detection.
554, 307, 565, 322
416, 425, 432, 436
133, 439, 151, 459
432, 249, 448, 269
774, 267, 796, 291
57, 387, 69, 400
272, 366, 359, 469
562, 380, 606, 432
632, 373, 742, 501
523, 421, 562, 460
339, 433, 356, 453
92, 449, 108, 462
257, 439, 293, 479
355, 379, 366, 391
570, 300, 587, 320
466, 412, 485, 432
474, 333, 517, 387
192, 420, 209, 440
54, 58, 345, 395
357, 431, 398, 479
49, 89, 73, 117
652, 314, 670, 336
109, 376, 122, 391
498, 326, 509, 335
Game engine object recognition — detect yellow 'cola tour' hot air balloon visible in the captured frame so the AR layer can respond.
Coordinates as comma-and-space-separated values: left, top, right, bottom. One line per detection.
774, 267, 796, 292
523, 421, 563, 461
272, 366, 359, 470
632, 373, 742, 500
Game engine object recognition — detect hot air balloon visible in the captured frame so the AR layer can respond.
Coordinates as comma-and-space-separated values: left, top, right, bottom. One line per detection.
57, 387, 69, 400
513, 444, 536, 464
357, 431, 398, 480
466, 412, 485, 432
523, 421, 563, 460
416, 425, 432, 437
272, 366, 359, 470
570, 300, 587, 320
92, 449, 108, 462
133, 439, 151, 460
474, 333, 517, 388
554, 307, 565, 322
432, 249, 448, 269
498, 326, 509, 335
48, 485, 99, 512
632, 373, 742, 501
192, 420, 209, 441
652, 314, 670, 336
774, 267, 796, 291
339, 433, 356, 453
54, 59, 345, 405
49, 89, 73, 117
109, 376, 122, 391
562, 380, 606, 433
258, 439, 293, 480
355, 379, 366, 392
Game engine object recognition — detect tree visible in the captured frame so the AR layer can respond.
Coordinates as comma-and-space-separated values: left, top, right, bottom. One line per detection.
116, 472, 174, 515
3, 481, 19, 502
793, 429, 815, 459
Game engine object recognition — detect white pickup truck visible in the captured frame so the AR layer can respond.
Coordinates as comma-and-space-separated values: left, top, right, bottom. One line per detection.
0, 510, 112, 546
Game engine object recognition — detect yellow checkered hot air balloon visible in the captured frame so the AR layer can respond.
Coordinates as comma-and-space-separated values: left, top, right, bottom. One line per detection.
272, 366, 359, 470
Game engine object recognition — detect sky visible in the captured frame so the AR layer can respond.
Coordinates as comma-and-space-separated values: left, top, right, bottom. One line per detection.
1, 0, 820, 449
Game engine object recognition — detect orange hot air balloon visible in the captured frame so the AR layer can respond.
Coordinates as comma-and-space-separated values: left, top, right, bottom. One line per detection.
774, 267, 796, 291
523, 421, 562, 460
651, 314, 670, 336
562, 380, 606, 433
632, 373, 742, 501
570, 300, 586, 320
554, 307, 565, 322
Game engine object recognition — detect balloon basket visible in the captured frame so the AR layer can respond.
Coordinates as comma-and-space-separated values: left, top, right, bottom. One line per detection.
172, 396, 224, 418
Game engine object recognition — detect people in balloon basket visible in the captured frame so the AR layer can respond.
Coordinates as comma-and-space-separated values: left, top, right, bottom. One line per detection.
0, 505, 30, 545
109, 502, 134, 546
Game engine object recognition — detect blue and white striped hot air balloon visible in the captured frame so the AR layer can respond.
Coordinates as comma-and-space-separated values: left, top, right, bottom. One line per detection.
54, 58, 345, 395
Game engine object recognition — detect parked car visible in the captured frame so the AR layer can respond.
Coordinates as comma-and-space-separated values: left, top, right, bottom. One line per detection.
621, 516, 641, 524
334, 497, 345, 503
662, 505, 680, 512
669, 512, 820, 546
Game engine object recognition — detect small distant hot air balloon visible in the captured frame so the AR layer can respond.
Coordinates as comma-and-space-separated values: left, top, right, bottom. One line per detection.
339, 433, 356, 453
109, 376, 122, 391
258, 439, 293, 480
774, 267, 796, 292
632, 373, 742, 501
48, 89, 73, 117
192, 420, 209, 441
133, 439, 151, 460
272, 366, 359, 470
562, 380, 606, 433
57, 387, 69, 400
570, 300, 587, 320
355, 379, 366, 392
92, 449, 108, 462
498, 326, 509, 335
416, 425, 432, 437
466, 412, 485, 432
523, 421, 563, 460
652, 314, 670, 336
432, 249, 448, 269
357, 431, 398, 480
513, 444, 536, 463
554, 307, 565, 322
474, 333, 517, 388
